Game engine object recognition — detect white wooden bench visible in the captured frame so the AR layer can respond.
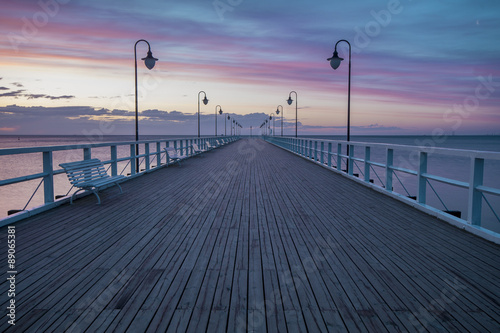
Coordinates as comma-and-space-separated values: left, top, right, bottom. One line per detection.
59, 159, 126, 204
191, 143, 205, 156
205, 141, 216, 151
164, 147, 186, 166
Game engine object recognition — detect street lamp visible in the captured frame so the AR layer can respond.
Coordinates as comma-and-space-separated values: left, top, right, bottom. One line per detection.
134, 39, 158, 172
226, 115, 230, 136
287, 91, 298, 137
216, 105, 222, 136
269, 114, 274, 136
276, 105, 283, 137
198, 91, 209, 137
328, 39, 352, 170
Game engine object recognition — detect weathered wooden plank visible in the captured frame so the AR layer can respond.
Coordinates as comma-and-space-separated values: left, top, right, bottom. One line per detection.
226, 269, 248, 332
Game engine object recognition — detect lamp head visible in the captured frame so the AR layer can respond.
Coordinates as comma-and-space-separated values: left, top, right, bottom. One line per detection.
286, 96, 293, 105
276, 108, 280, 115
142, 50, 158, 70
202, 96, 209, 105
227, 115, 230, 120
327, 50, 343, 70
218, 108, 223, 115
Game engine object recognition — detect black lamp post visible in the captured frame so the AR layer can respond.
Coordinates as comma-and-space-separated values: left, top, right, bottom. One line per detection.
216, 105, 222, 136
226, 115, 230, 136
276, 105, 283, 137
269, 114, 274, 136
328, 39, 352, 170
198, 91, 208, 137
134, 39, 158, 172
287, 91, 298, 137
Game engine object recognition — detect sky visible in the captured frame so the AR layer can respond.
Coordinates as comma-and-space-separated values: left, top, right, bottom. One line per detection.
1, 0, 499, 136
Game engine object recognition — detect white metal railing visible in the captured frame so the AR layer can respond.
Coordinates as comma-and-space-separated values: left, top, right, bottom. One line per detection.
0, 136, 239, 225
265, 136, 500, 239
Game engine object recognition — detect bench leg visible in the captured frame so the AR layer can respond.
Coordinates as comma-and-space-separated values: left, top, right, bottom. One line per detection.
70, 188, 85, 205
91, 189, 101, 205
115, 183, 123, 194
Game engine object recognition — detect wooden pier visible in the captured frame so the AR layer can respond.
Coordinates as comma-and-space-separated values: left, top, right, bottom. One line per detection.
1, 138, 499, 332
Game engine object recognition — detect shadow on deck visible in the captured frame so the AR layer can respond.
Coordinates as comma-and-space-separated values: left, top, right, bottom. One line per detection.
1, 138, 499, 332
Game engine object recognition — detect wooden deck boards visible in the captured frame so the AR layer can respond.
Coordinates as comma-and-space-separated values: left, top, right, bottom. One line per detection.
1, 138, 499, 332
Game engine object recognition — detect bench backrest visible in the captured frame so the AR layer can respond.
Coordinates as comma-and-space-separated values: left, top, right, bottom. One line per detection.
59, 159, 109, 186
192, 143, 201, 151
206, 141, 213, 148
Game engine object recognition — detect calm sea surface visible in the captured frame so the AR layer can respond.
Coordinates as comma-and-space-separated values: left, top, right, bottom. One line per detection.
1, 135, 499, 233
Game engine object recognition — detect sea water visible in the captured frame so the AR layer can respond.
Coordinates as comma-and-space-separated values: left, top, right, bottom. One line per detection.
1, 135, 499, 233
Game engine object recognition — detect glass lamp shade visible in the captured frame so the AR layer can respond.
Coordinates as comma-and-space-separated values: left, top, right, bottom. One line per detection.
327, 50, 343, 70
142, 51, 158, 70
203, 97, 209, 105
276, 109, 280, 115
227, 115, 230, 120
287, 97, 293, 105
218, 108, 223, 115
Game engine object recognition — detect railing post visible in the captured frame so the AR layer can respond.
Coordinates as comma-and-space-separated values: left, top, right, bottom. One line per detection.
417, 152, 427, 204
156, 142, 161, 167
337, 143, 342, 170
328, 142, 332, 167
348, 145, 354, 176
166, 141, 170, 164
468, 157, 484, 226
180, 140, 184, 156
43, 151, 54, 204
320, 142, 324, 164
145, 143, 150, 171
364, 146, 371, 183
110, 145, 118, 176
130, 144, 136, 175
386, 148, 393, 191
83, 147, 91, 160
314, 141, 318, 161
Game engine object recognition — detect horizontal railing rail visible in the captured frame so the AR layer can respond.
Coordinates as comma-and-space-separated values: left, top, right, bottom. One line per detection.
265, 136, 500, 238
0, 135, 240, 225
